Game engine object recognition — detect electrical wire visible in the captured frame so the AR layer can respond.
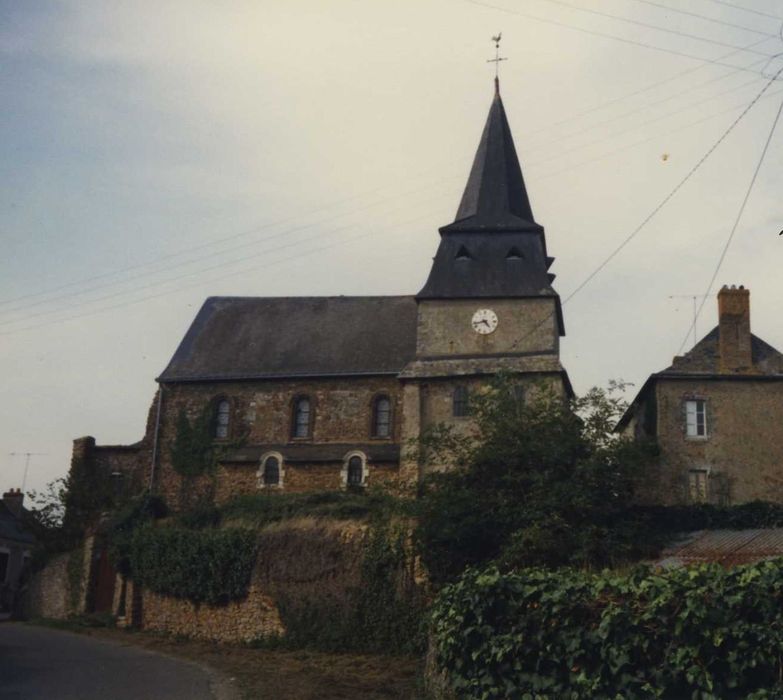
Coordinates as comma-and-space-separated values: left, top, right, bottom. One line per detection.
677, 66, 783, 354
509, 63, 783, 351
701, 0, 782, 22
619, 0, 779, 37
460, 0, 781, 74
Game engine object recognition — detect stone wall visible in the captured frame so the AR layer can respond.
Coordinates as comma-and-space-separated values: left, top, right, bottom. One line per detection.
646, 378, 783, 505
25, 541, 92, 619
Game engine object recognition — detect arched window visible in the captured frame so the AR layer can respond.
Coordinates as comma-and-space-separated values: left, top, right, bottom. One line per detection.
453, 386, 469, 417
215, 399, 231, 439
291, 396, 312, 438
372, 395, 392, 438
263, 456, 280, 486
347, 456, 364, 487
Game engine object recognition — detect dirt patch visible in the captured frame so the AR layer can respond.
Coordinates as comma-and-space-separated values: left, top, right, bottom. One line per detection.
43, 625, 422, 700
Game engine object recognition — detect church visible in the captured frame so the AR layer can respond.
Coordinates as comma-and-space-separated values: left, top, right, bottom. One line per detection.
72, 78, 572, 508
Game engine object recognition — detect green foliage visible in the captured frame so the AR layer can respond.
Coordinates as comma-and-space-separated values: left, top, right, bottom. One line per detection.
417, 377, 657, 581
192, 489, 415, 530
107, 494, 168, 576
274, 523, 424, 654
170, 407, 219, 477
66, 542, 84, 612
129, 526, 257, 604
432, 562, 783, 699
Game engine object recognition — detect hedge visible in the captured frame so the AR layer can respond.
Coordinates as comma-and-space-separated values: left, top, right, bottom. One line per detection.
431, 562, 783, 699
129, 526, 257, 605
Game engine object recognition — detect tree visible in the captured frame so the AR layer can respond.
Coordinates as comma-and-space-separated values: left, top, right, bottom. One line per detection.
416, 376, 657, 582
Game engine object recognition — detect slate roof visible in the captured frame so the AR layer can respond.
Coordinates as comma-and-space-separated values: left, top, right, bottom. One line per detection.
0, 502, 35, 546
442, 85, 540, 233
158, 296, 418, 382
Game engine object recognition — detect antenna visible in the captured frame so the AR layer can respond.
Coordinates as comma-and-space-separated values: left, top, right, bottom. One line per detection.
668, 294, 711, 349
9, 452, 48, 492
487, 32, 507, 92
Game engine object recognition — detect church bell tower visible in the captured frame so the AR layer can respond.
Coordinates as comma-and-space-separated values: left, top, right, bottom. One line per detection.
398, 78, 572, 478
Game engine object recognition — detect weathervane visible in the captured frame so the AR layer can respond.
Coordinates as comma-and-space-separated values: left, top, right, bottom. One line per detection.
487, 33, 507, 92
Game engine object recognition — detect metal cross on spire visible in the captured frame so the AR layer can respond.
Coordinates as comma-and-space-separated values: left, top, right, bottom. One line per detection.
487, 33, 507, 93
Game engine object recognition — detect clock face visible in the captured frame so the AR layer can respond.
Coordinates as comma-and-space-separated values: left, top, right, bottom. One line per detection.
471, 308, 498, 335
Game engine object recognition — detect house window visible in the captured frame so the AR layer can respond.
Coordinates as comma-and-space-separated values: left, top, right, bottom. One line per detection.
689, 469, 709, 503
292, 396, 312, 438
215, 399, 231, 439
685, 399, 707, 438
372, 396, 392, 438
453, 386, 469, 417
262, 456, 280, 487
347, 456, 364, 486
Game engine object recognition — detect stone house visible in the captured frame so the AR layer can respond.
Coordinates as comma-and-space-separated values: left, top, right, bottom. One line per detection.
0, 489, 35, 617
617, 285, 783, 505
71, 79, 572, 509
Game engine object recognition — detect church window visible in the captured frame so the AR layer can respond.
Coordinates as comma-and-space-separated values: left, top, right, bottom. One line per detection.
685, 399, 707, 438
292, 396, 312, 438
453, 386, 470, 417
688, 469, 709, 503
348, 456, 364, 486
263, 456, 280, 487
455, 245, 472, 261
215, 399, 231, 439
372, 395, 392, 438
506, 247, 523, 260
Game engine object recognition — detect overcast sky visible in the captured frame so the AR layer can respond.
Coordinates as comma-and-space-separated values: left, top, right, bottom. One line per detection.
2, 0, 783, 495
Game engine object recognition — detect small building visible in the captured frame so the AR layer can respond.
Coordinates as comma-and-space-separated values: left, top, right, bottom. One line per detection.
618, 285, 783, 505
0, 489, 35, 617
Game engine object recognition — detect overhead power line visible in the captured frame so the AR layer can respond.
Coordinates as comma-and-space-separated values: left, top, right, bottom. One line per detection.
701, 0, 783, 22
620, 0, 780, 37
678, 65, 783, 354
509, 62, 783, 351
460, 0, 781, 74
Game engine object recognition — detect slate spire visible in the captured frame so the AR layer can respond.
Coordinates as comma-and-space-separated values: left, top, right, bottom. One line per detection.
442, 80, 539, 232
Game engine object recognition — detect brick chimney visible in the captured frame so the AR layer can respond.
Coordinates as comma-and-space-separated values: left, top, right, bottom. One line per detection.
718, 285, 752, 372
2, 488, 24, 518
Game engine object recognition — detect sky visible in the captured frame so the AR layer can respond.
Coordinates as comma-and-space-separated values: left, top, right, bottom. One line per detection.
2, 0, 783, 495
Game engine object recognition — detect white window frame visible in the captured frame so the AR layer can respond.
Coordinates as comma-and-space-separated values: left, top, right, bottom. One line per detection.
257, 451, 285, 489
341, 451, 368, 489
685, 399, 707, 438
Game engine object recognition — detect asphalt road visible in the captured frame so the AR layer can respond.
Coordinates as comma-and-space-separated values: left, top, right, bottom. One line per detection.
0, 623, 230, 700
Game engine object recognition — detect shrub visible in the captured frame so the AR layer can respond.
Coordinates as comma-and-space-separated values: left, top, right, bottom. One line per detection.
432, 562, 783, 699
129, 526, 257, 604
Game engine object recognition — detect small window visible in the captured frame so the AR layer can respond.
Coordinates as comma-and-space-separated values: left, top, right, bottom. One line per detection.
372, 396, 392, 438
347, 456, 364, 486
685, 399, 707, 438
689, 470, 709, 503
292, 396, 312, 438
215, 399, 230, 439
506, 247, 523, 260
263, 456, 280, 486
453, 386, 470, 417
455, 245, 472, 261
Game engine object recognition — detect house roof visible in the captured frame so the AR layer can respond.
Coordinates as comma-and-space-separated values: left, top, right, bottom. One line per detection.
0, 501, 36, 546
441, 84, 539, 233
158, 296, 419, 382
616, 326, 783, 430
654, 529, 783, 568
